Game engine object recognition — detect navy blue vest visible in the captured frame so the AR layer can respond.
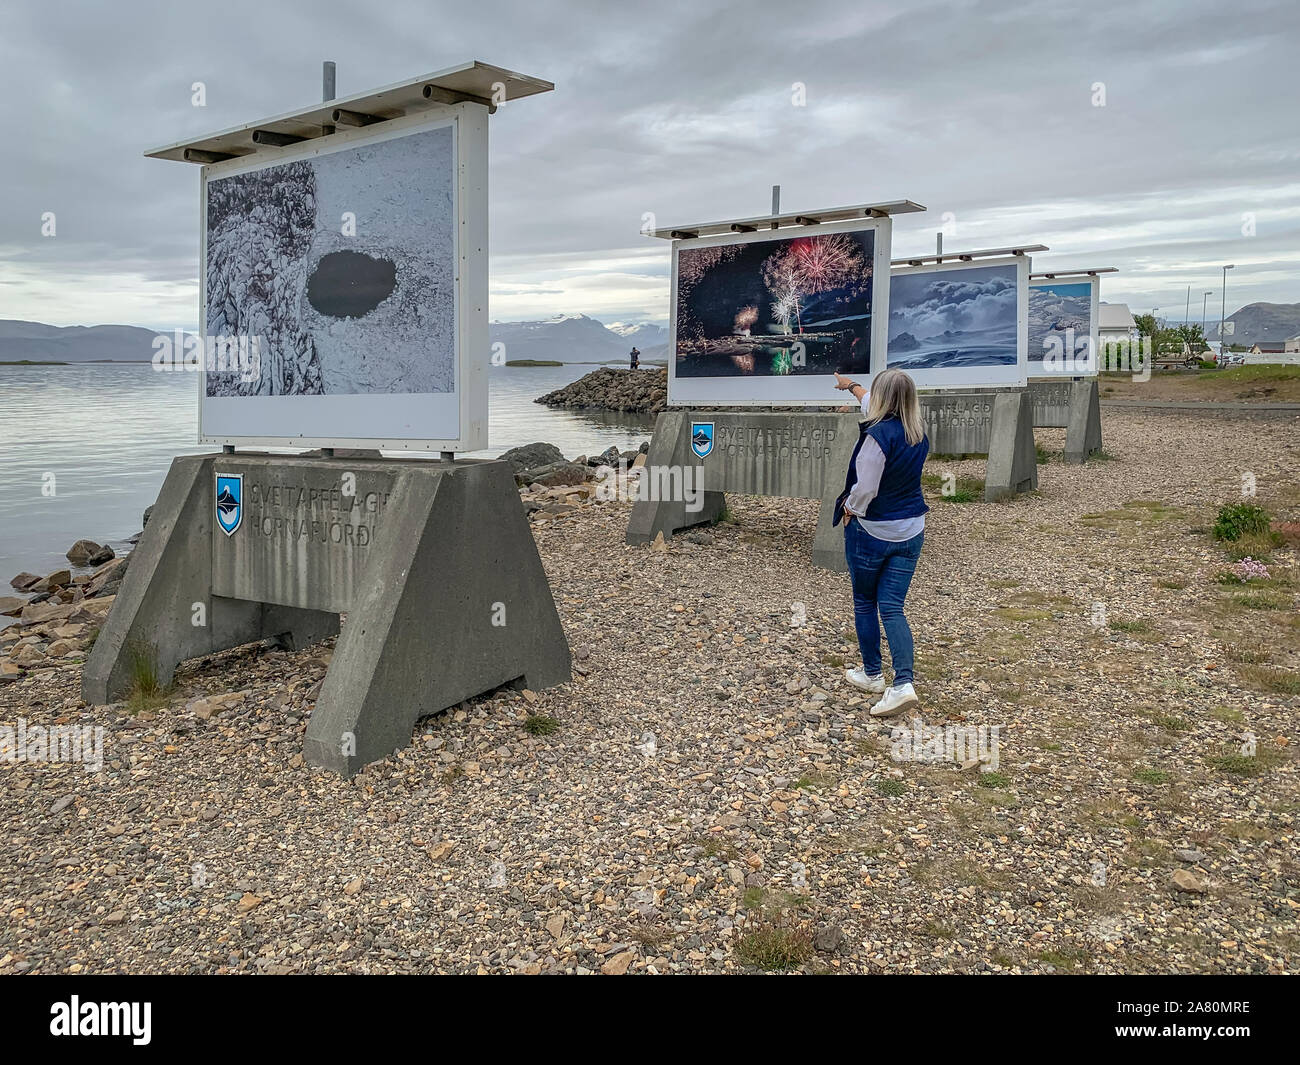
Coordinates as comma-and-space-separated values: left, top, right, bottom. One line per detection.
833, 415, 930, 525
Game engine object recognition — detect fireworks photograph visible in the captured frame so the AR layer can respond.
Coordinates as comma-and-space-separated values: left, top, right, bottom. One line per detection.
673, 228, 876, 379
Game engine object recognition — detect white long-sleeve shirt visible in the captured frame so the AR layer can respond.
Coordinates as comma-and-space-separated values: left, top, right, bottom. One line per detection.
844, 389, 926, 542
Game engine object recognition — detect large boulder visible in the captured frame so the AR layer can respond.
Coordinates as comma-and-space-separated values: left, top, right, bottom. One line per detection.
66, 539, 104, 565
499, 442, 566, 474
32, 569, 71, 592
517, 461, 590, 488
9, 572, 41, 591
0, 596, 26, 617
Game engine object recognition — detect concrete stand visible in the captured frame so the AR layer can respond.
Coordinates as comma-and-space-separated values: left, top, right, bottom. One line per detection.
983, 391, 1039, 500
83, 454, 571, 776
627, 410, 861, 573
1028, 378, 1103, 463
919, 389, 1039, 500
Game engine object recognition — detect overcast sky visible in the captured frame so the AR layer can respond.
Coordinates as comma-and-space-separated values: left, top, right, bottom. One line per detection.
2, 0, 1297, 331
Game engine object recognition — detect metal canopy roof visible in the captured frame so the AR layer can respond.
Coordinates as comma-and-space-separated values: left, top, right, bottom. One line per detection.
145, 61, 553, 164
1030, 266, 1119, 278
649, 200, 926, 240
891, 244, 1048, 266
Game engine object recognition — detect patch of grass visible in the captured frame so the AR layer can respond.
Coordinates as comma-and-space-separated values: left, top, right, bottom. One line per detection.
695, 835, 741, 861
522, 714, 560, 736
794, 770, 836, 791
1236, 665, 1300, 695
1223, 647, 1270, 665
820, 653, 845, 669
712, 504, 739, 526
977, 771, 1010, 789
1152, 715, 1190, 733
1081, 499, 1180, 527
734, 910, 815, 971
1223, 530, 1283, 562
922, 471, 982, 504
1227, 590, 1291, 611
993, 607, 1052, 623
874, 779, 906, 798
1034, 945, 1092, 971
1207, 754, 1263, 776
1133, 767, 1172, 785
124, 640, 170, 714
1210, 705, 1245, 723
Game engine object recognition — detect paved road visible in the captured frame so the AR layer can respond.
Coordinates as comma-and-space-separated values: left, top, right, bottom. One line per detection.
1101, 399, 1300, 412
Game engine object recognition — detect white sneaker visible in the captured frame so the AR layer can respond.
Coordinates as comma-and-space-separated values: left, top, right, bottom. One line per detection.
870, 683, 920, 718
845, 668, 886, 693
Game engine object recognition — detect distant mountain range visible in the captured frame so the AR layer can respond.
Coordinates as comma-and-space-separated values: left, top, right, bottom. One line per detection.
490, 314, 667, 362
0, 320, 162, 363
0, 315, 669, 365
1206, 302, 1300, 346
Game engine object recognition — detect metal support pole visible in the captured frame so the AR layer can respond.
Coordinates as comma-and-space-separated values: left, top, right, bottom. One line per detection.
322, 60, 336, 136
770, 185, 779, 230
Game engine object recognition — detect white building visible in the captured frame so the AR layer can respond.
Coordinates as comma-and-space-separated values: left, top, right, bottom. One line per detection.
1098, 302, 1137, 347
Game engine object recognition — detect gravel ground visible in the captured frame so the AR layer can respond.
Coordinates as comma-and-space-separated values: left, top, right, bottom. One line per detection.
1, 408, 1297, 974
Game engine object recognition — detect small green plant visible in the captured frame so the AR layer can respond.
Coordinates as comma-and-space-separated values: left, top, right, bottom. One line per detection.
1208, 754, 1262, 776
1212, 502, 1271, 543
1133, 767, 1171, 785
977, 771, 1010, 789
874, 778, 906, 797
124, 640, 170, 714
1236, 667, 1300, 695
734, 908, 814, 971
522, 714, 560, 736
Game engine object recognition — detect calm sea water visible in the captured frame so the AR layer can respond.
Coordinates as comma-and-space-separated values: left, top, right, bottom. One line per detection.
0, 362, 651, 603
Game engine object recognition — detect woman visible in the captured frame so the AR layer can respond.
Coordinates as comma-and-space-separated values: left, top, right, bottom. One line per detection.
832, 369, 929, 718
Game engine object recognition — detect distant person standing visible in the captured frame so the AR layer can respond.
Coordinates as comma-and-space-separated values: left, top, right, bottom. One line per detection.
629, 346, 640, 370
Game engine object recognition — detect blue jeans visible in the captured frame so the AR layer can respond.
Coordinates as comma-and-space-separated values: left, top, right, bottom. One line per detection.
844, 521, 924, 686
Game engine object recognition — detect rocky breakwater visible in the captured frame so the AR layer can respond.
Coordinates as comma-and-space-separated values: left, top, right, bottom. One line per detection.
1, 539, 128, 682
501, 440, 651, 524
536, 367, 667, 415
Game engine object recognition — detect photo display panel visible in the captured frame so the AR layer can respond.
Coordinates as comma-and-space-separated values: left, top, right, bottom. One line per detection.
199, 108, 488, 450
1027, 274, 1101, 378
668, 218, 892, 406
886, 256, 1029, 390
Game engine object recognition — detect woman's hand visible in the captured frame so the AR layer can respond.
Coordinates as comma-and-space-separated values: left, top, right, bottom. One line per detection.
833, 372, 856, 391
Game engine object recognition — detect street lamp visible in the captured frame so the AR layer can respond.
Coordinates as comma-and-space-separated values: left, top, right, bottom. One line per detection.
1220, 265, 1235, 350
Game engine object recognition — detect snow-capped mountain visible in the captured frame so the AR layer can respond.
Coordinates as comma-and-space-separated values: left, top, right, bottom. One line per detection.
607, 322, 669, 346
489, 314, 667, 363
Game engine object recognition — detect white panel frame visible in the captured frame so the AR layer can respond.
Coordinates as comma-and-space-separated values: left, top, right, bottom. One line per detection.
197, 104, 489, 451
886, 255, 1029, 391
667, 217, 892, 407
1027, 273, 1101, 379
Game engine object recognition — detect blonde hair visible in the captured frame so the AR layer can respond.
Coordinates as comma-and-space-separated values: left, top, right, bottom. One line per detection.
866, 368, 925, 446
